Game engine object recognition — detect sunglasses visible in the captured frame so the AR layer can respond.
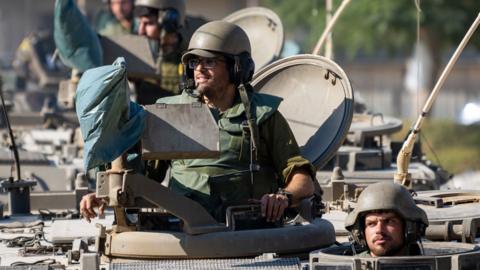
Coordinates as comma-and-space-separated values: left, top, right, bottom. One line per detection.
187, 57, 225, 69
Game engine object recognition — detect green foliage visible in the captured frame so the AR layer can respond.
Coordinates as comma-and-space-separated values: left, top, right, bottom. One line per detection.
260, 0, 480, 57
259, 0, 480, 174
392, 119, 480, 174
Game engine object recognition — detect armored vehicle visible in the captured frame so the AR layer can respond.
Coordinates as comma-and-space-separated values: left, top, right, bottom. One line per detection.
309, 184, 480, 270
0, 5, 479, 270
0, 48, 478, 270
0, 52, 349, 269
316, 112, 451, 192
310, 11, 480, 270
310, 242, 480, 270
0, 7, 353, 264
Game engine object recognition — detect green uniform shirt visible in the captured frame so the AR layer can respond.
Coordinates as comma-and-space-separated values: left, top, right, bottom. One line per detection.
354, 244, 420, 257
158, 56, 183, 95
97, 15, 134, 36
357, 250, 372, 257
98, 21, 131, 36
148, 90, 315, 220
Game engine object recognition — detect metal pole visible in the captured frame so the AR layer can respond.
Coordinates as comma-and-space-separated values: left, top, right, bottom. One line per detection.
0, 75, 21, 181
394, 13, 480, 187
312, 0, 351, 55
325, 0, 333, 59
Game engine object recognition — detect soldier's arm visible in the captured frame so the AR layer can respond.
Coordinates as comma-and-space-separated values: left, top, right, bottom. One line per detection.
259, 111, 315, 221
284, 168, 314, 206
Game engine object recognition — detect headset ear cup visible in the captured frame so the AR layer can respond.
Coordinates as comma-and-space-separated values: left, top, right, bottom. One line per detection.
181, 65, 195, 93
356, 229, 367, 249
349, 225, 366, 249
234, 56, 241, 85
234, 54, 255, 85
226, 54, 255, 86
244, 57, 254, 82
405, 221, 422, 245
227, 63, 236, 85
185, 65, 194, 81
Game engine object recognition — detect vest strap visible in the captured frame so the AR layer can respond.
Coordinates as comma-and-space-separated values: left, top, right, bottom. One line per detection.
238, 84, 261, 193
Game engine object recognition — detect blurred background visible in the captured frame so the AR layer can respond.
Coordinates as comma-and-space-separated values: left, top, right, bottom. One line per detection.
0, 0, 479, 176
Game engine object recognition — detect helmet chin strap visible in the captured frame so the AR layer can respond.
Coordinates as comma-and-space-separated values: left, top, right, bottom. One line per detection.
182, 78, 199, 98
238, 83, 260, 197
180, 61, 199, 98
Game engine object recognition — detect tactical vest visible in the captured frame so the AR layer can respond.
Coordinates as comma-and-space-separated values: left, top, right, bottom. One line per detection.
98, 21, 132, 36
134, 53, 182, 105
158, 60, 182, 95
157, 91, 283, 221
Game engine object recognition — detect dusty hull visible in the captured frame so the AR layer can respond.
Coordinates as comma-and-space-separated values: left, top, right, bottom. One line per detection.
0, 212, 330, 269
310, 242, 480, 270
104, 218, 335, 259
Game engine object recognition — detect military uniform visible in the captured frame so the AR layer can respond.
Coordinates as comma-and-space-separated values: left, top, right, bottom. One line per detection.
131, 0, 186, 105
96, 12, 134, 36
355, 246, 421, 257
133, 52, 183, 105
345, 182, 429, 257
147, 91, 315, 220
98, 20, 133, 36
357, 250, 372, 257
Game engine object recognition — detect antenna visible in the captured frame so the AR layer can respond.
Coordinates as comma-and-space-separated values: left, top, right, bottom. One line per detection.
312, 0, 351, 56
394, 13, 480, 187
0, 74, 37, 215
0, 75, 21, 180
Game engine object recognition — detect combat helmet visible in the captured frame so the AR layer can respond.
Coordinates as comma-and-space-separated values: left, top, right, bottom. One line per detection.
345, 182, 428, 251
135, 0, 186, 31
181, 20, 255, 87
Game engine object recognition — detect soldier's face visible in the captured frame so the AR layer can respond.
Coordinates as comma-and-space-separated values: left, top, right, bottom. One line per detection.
161, 32, 179, 55
364, 211, 405, 257
192, 57, 230, 98
138, 15, 159, 40
110, 0, 133, 21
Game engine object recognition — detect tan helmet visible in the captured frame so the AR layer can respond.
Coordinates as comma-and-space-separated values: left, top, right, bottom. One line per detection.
181, 21, 254, 86
135, 0, 186, 28
345, 182, 428, 249
181, 21, 251, 63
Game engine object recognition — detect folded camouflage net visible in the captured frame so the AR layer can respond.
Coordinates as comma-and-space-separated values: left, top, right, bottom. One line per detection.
76, 58, 145, 170
54, 0, 102, 71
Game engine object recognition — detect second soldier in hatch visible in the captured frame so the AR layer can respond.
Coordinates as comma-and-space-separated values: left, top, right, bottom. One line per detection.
345, 182, 429, 257
132, 0, 188, 104
96, 0, 135, 36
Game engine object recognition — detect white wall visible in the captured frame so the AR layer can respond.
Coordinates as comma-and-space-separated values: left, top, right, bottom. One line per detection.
0, 0, 250, 66
0, 0, 56, 65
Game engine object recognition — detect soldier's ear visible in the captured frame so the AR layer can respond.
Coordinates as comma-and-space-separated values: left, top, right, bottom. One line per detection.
404, 221, 424, 245
349, 225, 367, 249
227, 53, 255, 86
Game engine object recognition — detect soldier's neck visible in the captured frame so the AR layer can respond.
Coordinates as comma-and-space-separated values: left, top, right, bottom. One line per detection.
120, 19, 132, 31
370, 246, 409, 257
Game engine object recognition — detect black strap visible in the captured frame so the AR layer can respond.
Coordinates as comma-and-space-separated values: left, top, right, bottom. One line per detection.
238, 84, 260, 193
238, 84, 260, 162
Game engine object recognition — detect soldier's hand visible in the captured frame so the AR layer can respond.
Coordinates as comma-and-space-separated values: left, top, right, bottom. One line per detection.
260, 193, 289, 222
79, 192, 106, 223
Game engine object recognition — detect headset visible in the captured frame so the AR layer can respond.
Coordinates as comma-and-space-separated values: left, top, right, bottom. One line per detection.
230, 52, 255, 86
158, 8, 181, 33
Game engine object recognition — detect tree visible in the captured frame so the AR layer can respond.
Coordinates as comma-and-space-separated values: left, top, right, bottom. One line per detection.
260, 0, 480, 89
